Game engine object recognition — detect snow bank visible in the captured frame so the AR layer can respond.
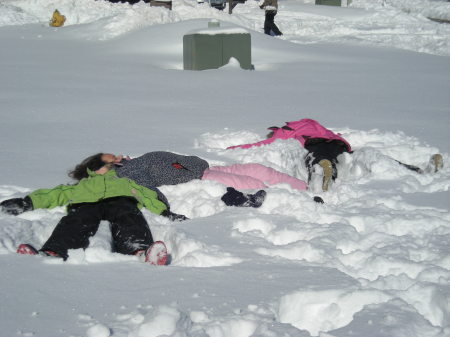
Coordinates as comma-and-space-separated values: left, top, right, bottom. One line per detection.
86, 323, 111, 337
2, 0, 450, 55
278, 288, 391, 335
131, 305, 181, 337
353, 0, 450, 21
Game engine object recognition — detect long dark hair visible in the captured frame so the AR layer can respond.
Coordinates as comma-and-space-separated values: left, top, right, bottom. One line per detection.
69, 153, 104, 181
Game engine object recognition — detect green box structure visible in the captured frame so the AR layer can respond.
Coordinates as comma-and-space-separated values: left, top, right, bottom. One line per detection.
315, 0, 352, 6
183, 27, 252, 71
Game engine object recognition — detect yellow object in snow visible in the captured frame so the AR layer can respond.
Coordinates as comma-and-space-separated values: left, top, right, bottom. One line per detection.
49, 9, 66, 27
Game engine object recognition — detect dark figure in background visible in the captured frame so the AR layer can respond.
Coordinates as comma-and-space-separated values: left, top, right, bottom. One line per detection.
260, 0, 283, 36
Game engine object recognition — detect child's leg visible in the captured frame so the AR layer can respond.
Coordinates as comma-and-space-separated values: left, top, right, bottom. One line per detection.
395, 154, 443, 174
208, 164, 306, 191
395, 160, 423, 173
104, 197, 154, 255
304, 141, 346, 181
235, 163, 306, 190
40, 203, 102, 260
305, 152, 315, 183
202, 168, 267, 189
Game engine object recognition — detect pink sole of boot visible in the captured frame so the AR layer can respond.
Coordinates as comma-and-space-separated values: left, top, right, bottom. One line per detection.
17, 244, 39, 255
145, 241, 168, 266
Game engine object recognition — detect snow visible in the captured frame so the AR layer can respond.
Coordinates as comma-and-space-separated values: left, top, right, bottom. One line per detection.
187, 26, 249, 34
87, 324, 111, 337
1, 0, 450, 336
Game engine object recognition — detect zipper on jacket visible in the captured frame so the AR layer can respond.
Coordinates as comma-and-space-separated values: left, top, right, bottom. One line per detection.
101, 175, 107, 200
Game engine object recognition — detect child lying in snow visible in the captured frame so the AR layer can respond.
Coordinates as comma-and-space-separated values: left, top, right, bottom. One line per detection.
227, 118, 444, 192
1, 151, 311, 215
98, 151, 309, 208
0, 155, 171, 264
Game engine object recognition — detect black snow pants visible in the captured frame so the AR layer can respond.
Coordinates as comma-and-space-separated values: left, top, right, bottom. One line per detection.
304, 139, 348, 182
41, 197, 154, 260
394, 161, 422, 173
264, 11, 282, 36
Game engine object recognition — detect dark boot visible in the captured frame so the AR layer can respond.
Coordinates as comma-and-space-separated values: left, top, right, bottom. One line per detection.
221, 187, 266, 208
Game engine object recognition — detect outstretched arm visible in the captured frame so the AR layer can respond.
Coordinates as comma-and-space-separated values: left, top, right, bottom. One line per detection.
1, 183, 75, 215
28, 185, 73, 209
133, 184, 188, 221
227, 137, 277, 150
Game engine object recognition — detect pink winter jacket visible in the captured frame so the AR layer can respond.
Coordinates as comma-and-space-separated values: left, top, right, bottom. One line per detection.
227, 119, 352, 152
202, 163, 307, 191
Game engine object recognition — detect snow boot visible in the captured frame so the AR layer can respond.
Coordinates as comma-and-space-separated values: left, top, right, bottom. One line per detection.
247, 190, 267, 208
144, 241, 168, 266
17, 244, 61, 258
430, 154, 443, 173
41, 250, 61, 258
17, 244, 39, 255
319, 159, 333, 192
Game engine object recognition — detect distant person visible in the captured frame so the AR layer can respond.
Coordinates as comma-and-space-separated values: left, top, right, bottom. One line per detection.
227, 119, 444, 191
260, 0, 282, 36
0, 155, 174, 265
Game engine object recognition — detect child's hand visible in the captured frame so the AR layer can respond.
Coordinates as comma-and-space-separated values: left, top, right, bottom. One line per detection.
0, 197, 33, 215
161, 209, 188, 221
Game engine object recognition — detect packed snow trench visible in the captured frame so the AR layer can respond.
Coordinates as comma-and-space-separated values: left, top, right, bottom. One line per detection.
1, 0, 450, 337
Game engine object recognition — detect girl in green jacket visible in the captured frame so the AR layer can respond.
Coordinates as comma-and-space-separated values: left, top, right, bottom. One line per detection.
0, 155, 180, 265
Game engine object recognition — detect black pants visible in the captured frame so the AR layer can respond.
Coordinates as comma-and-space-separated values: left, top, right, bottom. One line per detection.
305, 140, 347, 182
41, 197, 154, 260
394, 161, 422, 173
264, 11, 282, 36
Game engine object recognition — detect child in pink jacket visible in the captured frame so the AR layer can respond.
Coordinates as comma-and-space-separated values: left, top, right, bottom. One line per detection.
227, 119, 350, 191
227, 119, 443, 191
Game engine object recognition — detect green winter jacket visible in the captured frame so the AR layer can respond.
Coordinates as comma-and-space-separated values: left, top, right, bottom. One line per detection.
28, 169, 167, 215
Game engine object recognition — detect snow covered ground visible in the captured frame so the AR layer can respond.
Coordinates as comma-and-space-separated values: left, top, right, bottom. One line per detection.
0, 0, 449, 336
